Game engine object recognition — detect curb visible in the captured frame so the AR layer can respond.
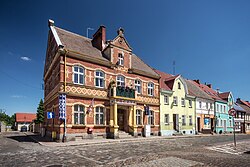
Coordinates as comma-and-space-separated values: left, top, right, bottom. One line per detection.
25, 133, 248, 147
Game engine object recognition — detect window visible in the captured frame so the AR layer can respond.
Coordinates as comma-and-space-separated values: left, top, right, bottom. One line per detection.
117, 75, 125, 87
165, 114, 169, 124
182, 115, 186, 125
206, 102, 208, 109
178, 82, 181, 89
189, 115, 192, 125
118, 53, 124, 66
224, 106, 226, 113
229, 119, 232, 127
95, 106, 104, 125
181, 98, 185, 107
173, 96, 178, 105
73, 66, 84, 84
199, 101, 202, 109
147, 82, 154, 96
217, 104, 219, 112
210, 103, 213, 110
95, 71, 105, 88
136, 109, 142, 125
148, 110, 154, 125
220, 119, 223, 127
189, 100, 192, 108
74, 105, 85, 125
135, 80, 141, 94
164, 95, 169, 105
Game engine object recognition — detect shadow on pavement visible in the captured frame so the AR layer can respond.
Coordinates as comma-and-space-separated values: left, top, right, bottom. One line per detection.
7, 134, 38, 143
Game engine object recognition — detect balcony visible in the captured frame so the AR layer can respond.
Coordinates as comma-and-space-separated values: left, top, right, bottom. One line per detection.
110, 86, 136, 99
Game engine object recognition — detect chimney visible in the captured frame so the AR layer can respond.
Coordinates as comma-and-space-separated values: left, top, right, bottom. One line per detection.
92, 25, 106, 51
193, 79, 200, 84
207, 84, 212, 88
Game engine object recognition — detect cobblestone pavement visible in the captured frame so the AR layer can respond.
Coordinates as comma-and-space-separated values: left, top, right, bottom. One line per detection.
1, 132, 250, 167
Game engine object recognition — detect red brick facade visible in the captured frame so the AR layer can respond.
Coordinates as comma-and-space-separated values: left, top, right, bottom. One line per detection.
44, 22, 160, 141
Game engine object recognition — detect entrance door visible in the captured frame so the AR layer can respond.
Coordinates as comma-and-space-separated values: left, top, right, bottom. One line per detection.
197, 117, 201, 132
118, 109, 124, 131
223, 120, 227, 132
173, 114, 179, 132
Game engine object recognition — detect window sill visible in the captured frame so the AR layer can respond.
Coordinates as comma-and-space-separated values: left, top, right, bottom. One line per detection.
164, 103, 169, 105
94, 125, 106, 128
72, 125, 86, 129
164, 123, 169, 125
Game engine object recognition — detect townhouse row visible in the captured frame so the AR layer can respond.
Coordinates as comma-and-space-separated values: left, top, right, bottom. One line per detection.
43, 20, 250, 141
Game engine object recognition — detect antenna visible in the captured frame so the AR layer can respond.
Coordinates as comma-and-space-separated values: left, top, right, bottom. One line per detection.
86, 27, 94, 38
173, 60, 176, 75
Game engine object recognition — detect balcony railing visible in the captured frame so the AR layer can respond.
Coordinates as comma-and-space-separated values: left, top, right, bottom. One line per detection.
110, 86, 136, 99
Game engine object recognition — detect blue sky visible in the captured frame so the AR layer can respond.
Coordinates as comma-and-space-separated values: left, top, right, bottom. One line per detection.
1, 0, 250, 116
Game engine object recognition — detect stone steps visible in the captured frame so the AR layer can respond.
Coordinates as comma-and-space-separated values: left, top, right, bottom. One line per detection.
118, 131, 133, 139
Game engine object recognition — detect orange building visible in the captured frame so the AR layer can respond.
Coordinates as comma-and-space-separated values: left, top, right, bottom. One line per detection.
44, 20, 160, 141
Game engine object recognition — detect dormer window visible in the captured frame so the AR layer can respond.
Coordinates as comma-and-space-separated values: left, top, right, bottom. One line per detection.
118, 53, 124, 66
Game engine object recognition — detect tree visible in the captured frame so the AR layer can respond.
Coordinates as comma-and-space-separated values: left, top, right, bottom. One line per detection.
35, 99, 44, 124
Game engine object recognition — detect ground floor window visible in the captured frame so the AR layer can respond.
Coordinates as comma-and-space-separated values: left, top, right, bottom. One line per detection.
74, 105, 85, 125
95, 106, 104, 125
165, 114, 169, 124
182, 115, 186, 125
136, 109, 142, 125
148, 110, 154, 125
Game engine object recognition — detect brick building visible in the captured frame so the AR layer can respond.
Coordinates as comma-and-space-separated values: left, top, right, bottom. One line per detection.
44, 20, 160, 141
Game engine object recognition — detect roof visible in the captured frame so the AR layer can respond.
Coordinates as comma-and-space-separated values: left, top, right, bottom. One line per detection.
186, 80, 213, 100
233, 103, 246, 112
131, 54, 159, 78
218, 92, 230, 100
191, 80, 226, 103
16, 113, 36, 123
237, 103, 250, 114
54, 27, 109, 62
154, 70, 175, 91
53, 26, 159, 78
240, 99, 250, 108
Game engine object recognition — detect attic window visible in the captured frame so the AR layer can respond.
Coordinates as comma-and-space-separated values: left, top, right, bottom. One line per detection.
178, 82, 181, 89
118, 53, 124, 66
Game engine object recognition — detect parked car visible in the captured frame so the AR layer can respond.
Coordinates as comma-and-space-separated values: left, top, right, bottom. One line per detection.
20, 126, 27, 132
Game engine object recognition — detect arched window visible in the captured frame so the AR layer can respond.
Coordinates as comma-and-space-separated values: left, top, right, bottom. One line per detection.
95, 70, 105, 88
135, 79, 141, 94
147, 82, 154, 96
118, 53, 124, 66
73, 66, 84, 85
95, 106, 104, 125
178, 82, 181, 89
73, 105, 85, 125
117, 75, 125, 87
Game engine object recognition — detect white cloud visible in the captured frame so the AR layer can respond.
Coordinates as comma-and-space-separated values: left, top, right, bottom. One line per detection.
20, 56, 31, 61
11, 95, 26, 98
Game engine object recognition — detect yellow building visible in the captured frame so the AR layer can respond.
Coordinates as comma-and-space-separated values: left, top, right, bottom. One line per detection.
155, 70, 196, 136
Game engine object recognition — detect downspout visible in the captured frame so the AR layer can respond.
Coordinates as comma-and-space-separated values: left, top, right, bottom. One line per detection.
64, 49, 68, 92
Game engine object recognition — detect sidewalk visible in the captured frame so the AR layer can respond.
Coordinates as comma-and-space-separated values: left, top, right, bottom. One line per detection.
25, 132, 239, 147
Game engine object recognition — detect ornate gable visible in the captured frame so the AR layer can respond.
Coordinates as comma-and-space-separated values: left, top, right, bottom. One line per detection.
111, 28, 132, 52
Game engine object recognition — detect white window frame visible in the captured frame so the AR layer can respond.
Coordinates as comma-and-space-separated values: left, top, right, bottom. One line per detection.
73, 66, 84, 85
118, 53, 124, 66
189, 100, 192, 108
95, 70, 105, 88
95, 106, 104, 125
164, 114, 169, 124
182, 115, 186, 126
178, 82, 181, 89
164, 95, 169, 105
135, 79, 141, 94
73, 105, 85, 125
173, 96, 178, 106
199, 101, 202, 109
147, 82, 154, 96
181, 98, 185, 107
189, 115, 192, 125
136, 109, 142, 125
148, 110, 154, 125
117, 75, 125, 87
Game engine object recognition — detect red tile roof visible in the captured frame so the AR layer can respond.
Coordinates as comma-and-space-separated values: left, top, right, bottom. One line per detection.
240, 99, 250, 108
190, 80, 226, 103
218, 92, 230, 100
16, 113, 36, 123
154, 70, 176, 91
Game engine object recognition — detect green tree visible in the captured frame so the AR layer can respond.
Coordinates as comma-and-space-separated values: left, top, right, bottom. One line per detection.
35, 99, 44, 124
